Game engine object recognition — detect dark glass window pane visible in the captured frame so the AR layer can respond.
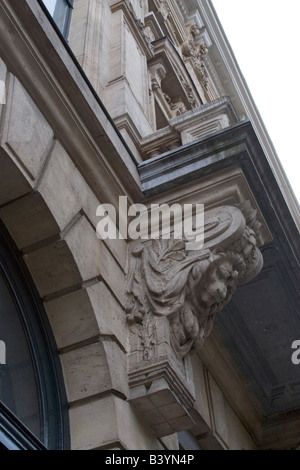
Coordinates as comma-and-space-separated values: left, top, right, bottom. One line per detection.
178, 431, 203, 450
0, 224, 70, 449
53, 0, 69, 34
42, 0, 57, 16
0, 267, 41, 439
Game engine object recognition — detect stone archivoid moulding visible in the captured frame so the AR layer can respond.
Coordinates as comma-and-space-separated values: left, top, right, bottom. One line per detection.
126, 204, 263, 436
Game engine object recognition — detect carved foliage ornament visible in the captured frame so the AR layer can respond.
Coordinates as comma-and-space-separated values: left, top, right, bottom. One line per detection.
126, 205, 263, 359
182, 22, 209, 90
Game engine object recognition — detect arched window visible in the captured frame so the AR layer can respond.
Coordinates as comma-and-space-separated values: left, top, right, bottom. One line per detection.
0, 223, 70, 450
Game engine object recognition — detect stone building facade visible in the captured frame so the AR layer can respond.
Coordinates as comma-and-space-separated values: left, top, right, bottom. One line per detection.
0, 0, 299, 450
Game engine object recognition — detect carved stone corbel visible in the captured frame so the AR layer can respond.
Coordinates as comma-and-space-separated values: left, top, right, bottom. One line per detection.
182, 22, 209, 91
126, 204, 263, 436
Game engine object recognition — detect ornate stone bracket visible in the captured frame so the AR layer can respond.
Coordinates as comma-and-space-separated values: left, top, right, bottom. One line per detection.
182, 22, 209, 91
126, 204, 263, 436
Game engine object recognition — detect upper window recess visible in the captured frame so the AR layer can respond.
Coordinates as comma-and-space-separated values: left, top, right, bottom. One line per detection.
42, 0, 73, 38
0, 223, 70, 450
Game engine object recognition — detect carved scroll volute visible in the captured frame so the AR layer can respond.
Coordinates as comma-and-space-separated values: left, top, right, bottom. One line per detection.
126, 205, 263, 360
126, 204, 263, 437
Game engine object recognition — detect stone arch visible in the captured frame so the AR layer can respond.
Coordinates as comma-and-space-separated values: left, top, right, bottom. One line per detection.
0, 139, 129, 449
0, 67, 168, 450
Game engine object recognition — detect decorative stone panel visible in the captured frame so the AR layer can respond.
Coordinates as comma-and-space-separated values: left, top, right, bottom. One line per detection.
1, 76, 53, 182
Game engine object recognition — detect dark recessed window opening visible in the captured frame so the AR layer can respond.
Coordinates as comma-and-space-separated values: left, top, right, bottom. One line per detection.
42, 0, 73, 38
0, 222, 70, 450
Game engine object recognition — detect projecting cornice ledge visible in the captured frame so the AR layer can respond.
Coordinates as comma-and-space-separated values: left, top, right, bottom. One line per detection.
138, 119, 300, 259
138, 120, 256, 197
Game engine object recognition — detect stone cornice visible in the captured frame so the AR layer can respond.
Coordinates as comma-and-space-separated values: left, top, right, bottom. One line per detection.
139, 120, 254, 196
137, 120, 299, 263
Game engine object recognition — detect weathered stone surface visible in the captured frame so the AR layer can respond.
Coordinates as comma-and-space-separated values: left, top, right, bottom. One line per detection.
181, 22, 209, 92
37, 141, 82, 230
44, 288, 100, 350
207, 372, 229, 447
102, 338, 129, 397
65, 215, 101, 282
1, 76, 53, 181
134, 385, 189, 430
69, 395, 166, 450
61, 342, 111, 403
171, 96, 238, 144
99, 242, 125, 305
224, 399, 257, 450
39, 136, 128, 268
160, 434, 179, 450
24, 239, 82, 297
104, 78, 153, 138
87, 281, 127, 351
190, 355, 211, 429
0, 192, 59, 250
81, 186, 127, 270
148, 36, 202, 131
69, 395, 119, 450
0, 147, 33, 205
24, 216, 120, 299
128, 315, 171, 367
60, 340, 127, 403
69, 0, 109, 97
128, 362, 195, 438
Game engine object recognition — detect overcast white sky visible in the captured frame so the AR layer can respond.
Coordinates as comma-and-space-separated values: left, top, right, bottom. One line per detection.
212, 0, 300, 204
